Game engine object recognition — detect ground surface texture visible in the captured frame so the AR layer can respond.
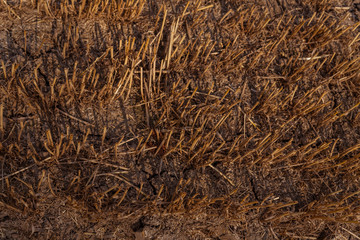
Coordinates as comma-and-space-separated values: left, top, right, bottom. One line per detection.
1, 0, 360, 239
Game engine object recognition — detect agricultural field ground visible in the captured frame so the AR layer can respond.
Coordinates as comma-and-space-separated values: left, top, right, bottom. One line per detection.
1, 0, 360, 239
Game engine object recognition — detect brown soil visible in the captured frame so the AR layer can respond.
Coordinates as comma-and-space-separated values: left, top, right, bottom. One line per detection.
1, 0, 360, 239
